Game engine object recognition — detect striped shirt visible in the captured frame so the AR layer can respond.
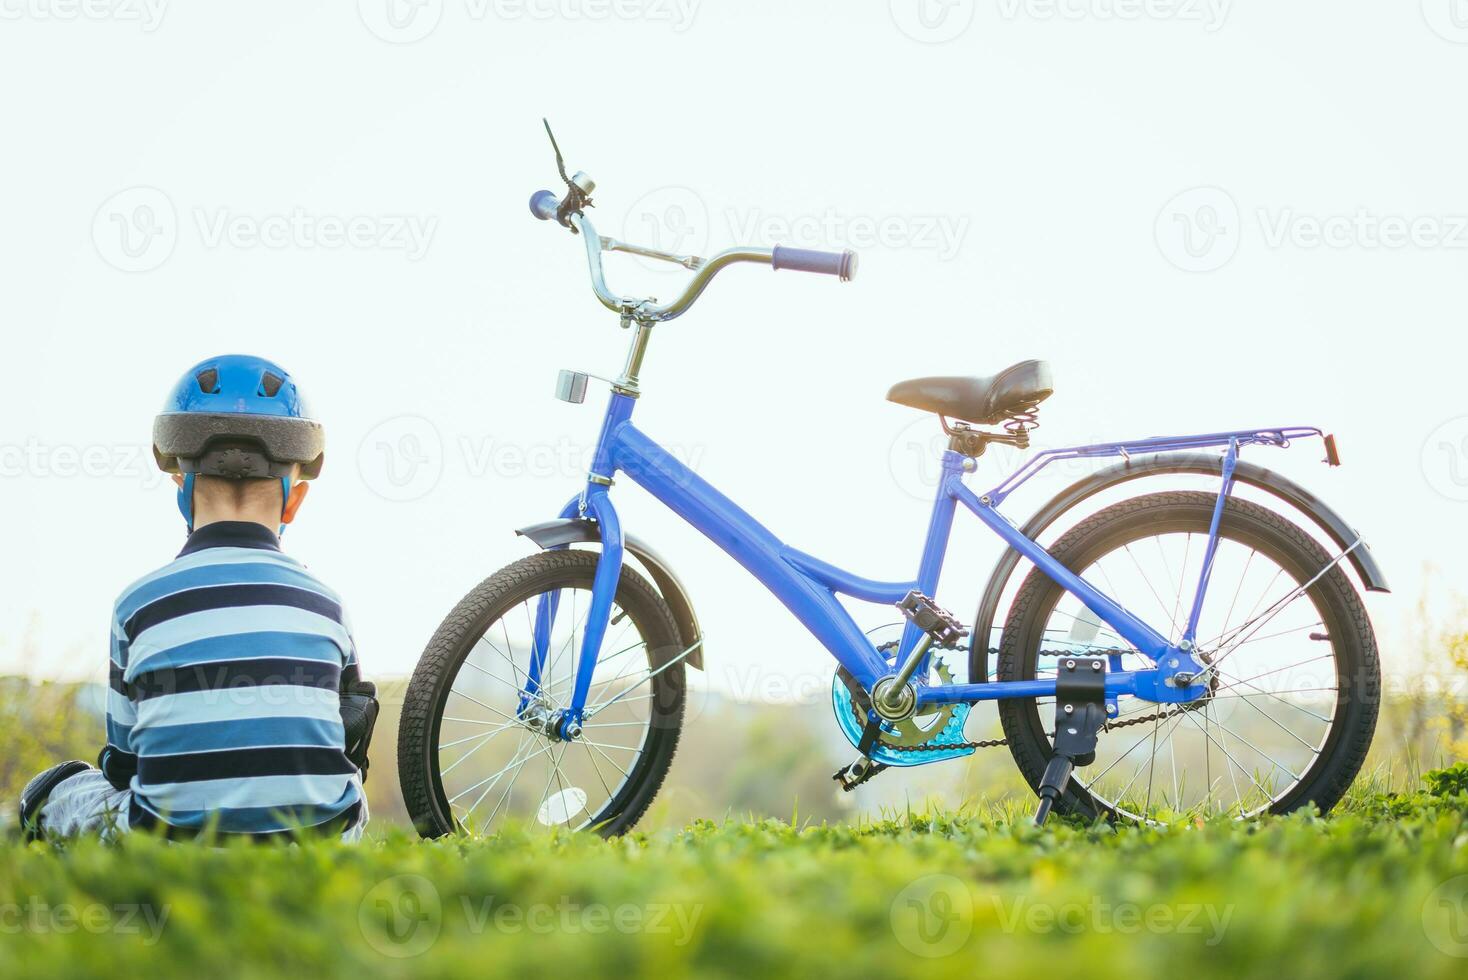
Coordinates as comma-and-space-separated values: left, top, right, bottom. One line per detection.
105, 521, 364, 838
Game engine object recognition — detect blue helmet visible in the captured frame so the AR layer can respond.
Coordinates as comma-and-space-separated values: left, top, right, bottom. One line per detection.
153, 355, 325, 531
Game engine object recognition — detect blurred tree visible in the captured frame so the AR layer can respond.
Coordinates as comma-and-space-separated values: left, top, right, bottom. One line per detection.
1438, 597, 1468, 759
0, 677, 99, 803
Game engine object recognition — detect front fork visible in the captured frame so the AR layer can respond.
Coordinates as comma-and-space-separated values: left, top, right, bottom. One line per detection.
522, 487, 625, 739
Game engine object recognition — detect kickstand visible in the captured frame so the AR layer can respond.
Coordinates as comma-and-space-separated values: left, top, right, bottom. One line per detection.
1034, 657, 1108, 826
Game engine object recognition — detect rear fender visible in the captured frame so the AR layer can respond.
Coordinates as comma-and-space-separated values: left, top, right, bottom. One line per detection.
970, 452, 1389, 683
516, 518, 704, 670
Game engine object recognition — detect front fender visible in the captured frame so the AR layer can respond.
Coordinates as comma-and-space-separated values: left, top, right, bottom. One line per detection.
516, 518, 704, 670
970, 452, 1389, 683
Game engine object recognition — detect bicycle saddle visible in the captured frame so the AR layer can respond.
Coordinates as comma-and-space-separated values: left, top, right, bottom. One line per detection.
886, 360, 1054, 425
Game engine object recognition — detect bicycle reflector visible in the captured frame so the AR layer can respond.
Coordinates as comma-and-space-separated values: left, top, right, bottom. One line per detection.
556, 369, 589, 404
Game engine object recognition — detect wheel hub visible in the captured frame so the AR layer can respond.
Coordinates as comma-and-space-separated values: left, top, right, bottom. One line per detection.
518, 696, 573, 741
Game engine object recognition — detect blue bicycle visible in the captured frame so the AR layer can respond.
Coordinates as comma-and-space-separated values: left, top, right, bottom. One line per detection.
398, 125, 1386, 835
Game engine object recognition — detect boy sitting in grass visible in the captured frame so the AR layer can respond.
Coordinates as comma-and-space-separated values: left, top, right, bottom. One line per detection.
17, 355, 376, 841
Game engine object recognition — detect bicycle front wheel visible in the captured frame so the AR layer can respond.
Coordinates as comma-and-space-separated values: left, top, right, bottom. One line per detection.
398, 550, 687, 838
997, 491, 1380, 823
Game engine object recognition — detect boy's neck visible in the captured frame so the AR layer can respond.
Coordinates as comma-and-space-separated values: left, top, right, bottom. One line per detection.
191, 500, 283, 530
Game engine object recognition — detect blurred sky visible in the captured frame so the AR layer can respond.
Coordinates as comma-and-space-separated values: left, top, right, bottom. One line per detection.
2, 2, 1466, 689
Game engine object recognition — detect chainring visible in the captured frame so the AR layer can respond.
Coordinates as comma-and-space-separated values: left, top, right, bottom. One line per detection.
830, 643, 977, 767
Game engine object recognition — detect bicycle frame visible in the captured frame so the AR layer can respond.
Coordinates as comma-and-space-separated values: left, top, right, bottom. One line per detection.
523, 378, 1332, 728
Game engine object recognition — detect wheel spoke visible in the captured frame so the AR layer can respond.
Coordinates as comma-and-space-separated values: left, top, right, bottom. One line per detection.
441, 725, 515, 748
1207, 687, 1337, 701
1225, 687, 1330, 752
1166, 532, 1192, 643
1205, 545, 1355, 670
478, 738, 538, 825
1219, 548, 1256, 641
1122, 543, 1185, 640
1089, 715, 1183, 784
1188, 710, 1303, 783
584, 739, 633, 779
446, 689, 518, 724
1174, 707, 1286, 802
1218, 653, 1334, 691
577, 739, 642, 753
1143, 716, 1159, 814
586, 638, 701, 716
451, 741, 552, 806
1210, 702, 1244, 814
579, 738, 618, 800
459, 650, 534, 700
533, 744, 570, 825
1213, 669, 1336, 724
441, 729, 502, 776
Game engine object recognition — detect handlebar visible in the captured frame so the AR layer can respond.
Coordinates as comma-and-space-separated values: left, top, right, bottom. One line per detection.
771, 245, 858, 281
529, 189, 560, 222
528, 186, 857, 323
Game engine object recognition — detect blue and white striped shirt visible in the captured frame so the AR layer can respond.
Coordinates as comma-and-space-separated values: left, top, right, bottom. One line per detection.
105, 521, 364, 838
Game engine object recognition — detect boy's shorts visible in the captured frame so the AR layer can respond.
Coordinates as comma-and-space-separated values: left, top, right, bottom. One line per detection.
39, 767, 369, 842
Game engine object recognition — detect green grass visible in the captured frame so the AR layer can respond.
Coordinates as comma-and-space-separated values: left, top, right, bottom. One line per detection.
3, 767, 1467, 979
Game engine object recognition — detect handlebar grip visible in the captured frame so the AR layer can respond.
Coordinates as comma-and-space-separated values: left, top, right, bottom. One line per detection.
530, 190, 560, 221
771, 245, 858, 281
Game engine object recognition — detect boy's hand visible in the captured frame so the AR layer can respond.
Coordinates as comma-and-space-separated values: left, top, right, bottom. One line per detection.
97, 745, 138, 791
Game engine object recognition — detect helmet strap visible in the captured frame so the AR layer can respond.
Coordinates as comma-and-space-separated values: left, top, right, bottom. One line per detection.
278, 476, 292, 536
177, 472, 196, 533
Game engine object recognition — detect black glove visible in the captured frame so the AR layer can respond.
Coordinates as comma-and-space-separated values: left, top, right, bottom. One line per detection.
339, 679, 379, 782
97, 744, 138, 791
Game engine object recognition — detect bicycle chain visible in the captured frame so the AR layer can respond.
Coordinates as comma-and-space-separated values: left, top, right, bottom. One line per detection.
871, 645, 1190, 755
882, 705, 1187, 754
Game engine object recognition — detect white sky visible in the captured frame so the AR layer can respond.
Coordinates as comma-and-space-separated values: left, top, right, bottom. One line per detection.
2, 2, 1466, 692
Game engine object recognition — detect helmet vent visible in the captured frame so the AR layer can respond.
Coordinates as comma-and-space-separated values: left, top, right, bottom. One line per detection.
195, 368, 220, 394
259, 371, 284, 397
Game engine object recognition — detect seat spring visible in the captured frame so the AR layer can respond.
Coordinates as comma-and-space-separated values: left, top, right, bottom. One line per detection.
1004, 410, 1039, 434
1004, 410, 1039, 448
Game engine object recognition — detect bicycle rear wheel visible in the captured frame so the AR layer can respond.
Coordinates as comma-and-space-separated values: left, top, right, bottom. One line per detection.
398, 550, 686, 838
997, 491, 1380, 822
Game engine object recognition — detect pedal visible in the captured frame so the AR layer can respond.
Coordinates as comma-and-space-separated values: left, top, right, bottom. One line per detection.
833, 757, 888, 792
1034, 657, 1108, 826
897, 591, 969, 648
